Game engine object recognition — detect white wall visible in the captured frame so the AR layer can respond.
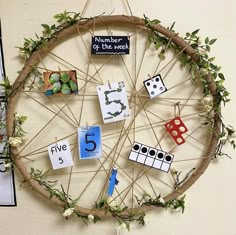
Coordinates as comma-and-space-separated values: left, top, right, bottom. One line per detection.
0, 0, 236, 234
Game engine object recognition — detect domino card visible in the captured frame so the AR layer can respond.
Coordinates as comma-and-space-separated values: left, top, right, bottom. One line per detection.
165, 117, 188, 145
97, 81, 130, 123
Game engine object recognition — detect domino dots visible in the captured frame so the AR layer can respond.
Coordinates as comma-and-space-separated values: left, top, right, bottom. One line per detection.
143, 74, 167, 99
128, 142, 174, 173
165, 117, 188, 145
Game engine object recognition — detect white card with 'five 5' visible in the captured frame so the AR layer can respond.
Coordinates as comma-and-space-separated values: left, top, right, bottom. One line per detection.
48, 140, 74, 170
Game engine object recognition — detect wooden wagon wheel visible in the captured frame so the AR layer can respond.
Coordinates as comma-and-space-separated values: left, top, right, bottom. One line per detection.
6, 14, 221, 221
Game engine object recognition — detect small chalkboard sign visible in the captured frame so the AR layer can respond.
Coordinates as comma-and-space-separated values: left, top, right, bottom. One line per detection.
91, 36, 130, 55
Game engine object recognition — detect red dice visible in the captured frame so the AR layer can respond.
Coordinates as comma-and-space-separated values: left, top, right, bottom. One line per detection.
165, 117, 188, 145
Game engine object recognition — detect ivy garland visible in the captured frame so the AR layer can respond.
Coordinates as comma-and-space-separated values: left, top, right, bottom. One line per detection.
143, 15, 235, 158
0, 11, 235, 230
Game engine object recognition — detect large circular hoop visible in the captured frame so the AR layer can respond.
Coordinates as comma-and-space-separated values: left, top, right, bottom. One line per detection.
6, 15, 221, 218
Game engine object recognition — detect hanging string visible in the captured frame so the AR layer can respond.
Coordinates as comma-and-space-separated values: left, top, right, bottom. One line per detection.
125, 0, 133, 16
81, 0, 91, 17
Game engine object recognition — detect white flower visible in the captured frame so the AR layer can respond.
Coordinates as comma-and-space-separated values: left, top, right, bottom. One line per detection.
4, 162, 12, 169
117, 222, 127, 230
143, 215, 150, 225
14, 113, 27, 124
63, 208, 74, 217
159, 197, 165, 204
138, 199, 145, 206
14, 112, 20, 119
215, 153, 224, 159
144, 195, 150, 202
198, 37, 203, 44
220, 127, 234, 141
9, 137, 23, 147
220, 135, 228, 141
174, 207, 182, 212
171, 168, 178, 174
87, 214, 94, 222
201, 95, 213, 112
107, 197, 117, 210
200, 68, 209, 76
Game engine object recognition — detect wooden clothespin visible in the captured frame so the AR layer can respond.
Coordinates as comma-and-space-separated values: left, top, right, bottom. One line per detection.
86, 121, 89, 131
108, 80, 111, 89
147, 74, 153, 81
174, 102, 181, 117
54, 137, 58, 146
89, 29, 94, 37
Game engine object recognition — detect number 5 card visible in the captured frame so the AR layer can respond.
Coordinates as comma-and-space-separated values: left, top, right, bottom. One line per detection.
78, 126, 102, 160
48, 140, 74, 170
97, 81, 130, 123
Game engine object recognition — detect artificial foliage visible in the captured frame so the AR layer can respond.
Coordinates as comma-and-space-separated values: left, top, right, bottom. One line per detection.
0, 11, 234, 230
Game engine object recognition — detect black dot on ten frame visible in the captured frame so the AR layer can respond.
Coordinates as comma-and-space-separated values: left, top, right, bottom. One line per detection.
141, 146, 148, 153
133, 144, 140, 151
165, 155, 172, 162
157, 152, 164, 159
149, 149, 156, 156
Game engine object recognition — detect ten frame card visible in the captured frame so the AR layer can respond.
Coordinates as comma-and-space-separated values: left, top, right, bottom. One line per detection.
128, 142, 174, 173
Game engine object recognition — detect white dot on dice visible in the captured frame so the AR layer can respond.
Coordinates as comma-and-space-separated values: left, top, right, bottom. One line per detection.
143, 74, 167, 99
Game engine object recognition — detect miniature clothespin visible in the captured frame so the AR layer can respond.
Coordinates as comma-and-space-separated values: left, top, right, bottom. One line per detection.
54, 137, 58, 145
86, 121, 89, 131
89, 29, 94, 37
174, 102, 181, 117
108, 80, 111, 90
107, 167, 119, 196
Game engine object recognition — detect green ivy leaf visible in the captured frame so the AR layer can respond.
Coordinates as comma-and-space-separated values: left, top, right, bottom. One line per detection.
209, 38, 217, 45
205, 37, 209, 44
41, 24, 50, 30
192, 29, 200, 35
169, 22, 176, 31
206, 45, 211, 52
186, 32, 190, 37
208, 57, 215, 62
218, 73, 225, 80
150, 19, 161, 24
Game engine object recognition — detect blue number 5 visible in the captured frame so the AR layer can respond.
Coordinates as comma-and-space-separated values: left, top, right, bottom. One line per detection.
85, 134, 96, 152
